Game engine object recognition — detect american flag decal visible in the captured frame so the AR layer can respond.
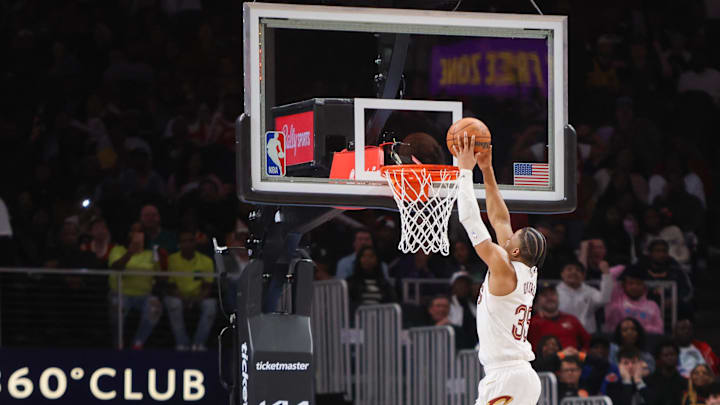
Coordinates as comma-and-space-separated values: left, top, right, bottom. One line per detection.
513, 163, 549, 186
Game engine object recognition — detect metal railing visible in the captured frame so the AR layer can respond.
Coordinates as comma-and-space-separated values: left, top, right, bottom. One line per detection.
404, 325, 457, 405
455, 349, 484, 405
0, 267, 223, 350
401, 277, 679, 330
539, 371, 559, 405
560, 396, 613, 405
3, 267, 572, 405
354, 303, 403, 405
311, 279, 352, 398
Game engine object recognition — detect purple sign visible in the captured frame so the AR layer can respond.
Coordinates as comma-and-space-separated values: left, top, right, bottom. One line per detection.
429, 38, 548, 97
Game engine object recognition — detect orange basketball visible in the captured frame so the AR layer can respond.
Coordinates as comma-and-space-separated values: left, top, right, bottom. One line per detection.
446, 117, 491, 156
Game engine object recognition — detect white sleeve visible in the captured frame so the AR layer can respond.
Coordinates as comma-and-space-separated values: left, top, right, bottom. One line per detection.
457, 169, 491, 246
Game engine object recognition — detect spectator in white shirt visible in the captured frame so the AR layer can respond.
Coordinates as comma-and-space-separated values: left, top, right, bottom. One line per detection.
447, 271, 478, 348
557, 260, 614, 334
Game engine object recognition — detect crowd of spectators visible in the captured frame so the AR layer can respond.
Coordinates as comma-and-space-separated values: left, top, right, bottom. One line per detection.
0, 0, 719, 401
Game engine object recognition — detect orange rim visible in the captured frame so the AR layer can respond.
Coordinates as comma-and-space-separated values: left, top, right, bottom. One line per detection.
380, 164, 459, 179
380, 164, 459, 202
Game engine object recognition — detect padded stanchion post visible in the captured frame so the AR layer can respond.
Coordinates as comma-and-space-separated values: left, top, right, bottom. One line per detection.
234, 258, 315, 405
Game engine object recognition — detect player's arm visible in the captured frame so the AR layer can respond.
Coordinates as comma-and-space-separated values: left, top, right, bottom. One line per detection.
453, 134, 516, 293
476, 148, 513, 246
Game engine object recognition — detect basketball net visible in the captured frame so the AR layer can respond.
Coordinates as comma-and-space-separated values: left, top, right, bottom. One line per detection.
381, 165, 460, 256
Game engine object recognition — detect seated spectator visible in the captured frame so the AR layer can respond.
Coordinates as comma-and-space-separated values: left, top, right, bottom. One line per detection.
81, 216, 116, 267
533, 335, 562, 372
707, 382, 720, 405
609, 317, 656, 372
683, 364, 716, 405
533, 335, 585, 374
638, 206, 691, 270
119, 149, 168, 198
44, 216, 102, 269
652, 169, 705, 236
140, 204, 178, 258
528, 283, 590, 351
606, 347, 651, 405
448, 271, 478, 347
638, 239, 694, 318
645, 340, 687, 405
675, 318, 719, 377
605, 266, 664, 334
391, 250, 440, 279
578, 238, 613, 279
108, 223, 162, 350
347, 246, 397, 314
425, 294, 474, 350
557, 260, 613, 334
581, 335, 619, 396
535, 221, 575, 280
336, 229, 389, 280
164, 229, 217, 351
445, 240, 486, 280
557, 356, 590, 401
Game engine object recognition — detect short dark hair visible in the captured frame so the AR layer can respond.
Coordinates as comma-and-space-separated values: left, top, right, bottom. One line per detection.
653, 339, 679, 358
563, 260, 587, 274
428, 294, 451, 307
648, 239, 669, 251
617, 347, 641, 361
589, 335, 610, 349
560, 356, 583, 368
519, 227, 547, 268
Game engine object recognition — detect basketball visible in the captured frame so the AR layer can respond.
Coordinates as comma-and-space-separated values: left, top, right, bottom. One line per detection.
446, 117, 491, 156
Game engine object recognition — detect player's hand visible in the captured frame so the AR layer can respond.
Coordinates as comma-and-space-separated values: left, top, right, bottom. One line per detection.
475, 146, 492, 170
598, 260, 610, 274
453, 132, 476, 171
618, 362, 632, 383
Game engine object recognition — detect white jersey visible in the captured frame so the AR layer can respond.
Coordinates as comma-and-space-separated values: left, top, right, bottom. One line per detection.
476, 260, 537, 367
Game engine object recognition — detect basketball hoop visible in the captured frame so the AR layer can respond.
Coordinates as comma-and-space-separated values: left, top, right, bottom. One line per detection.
381, 164, 460, 256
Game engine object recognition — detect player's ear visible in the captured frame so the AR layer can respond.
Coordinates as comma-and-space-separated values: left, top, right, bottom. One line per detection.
512, 247, 520, 257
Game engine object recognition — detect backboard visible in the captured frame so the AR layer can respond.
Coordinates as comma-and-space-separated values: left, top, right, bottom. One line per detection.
237, 2, 575, 213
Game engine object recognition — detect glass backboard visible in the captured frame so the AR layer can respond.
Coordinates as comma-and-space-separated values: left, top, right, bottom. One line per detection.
237, 2, 575, 213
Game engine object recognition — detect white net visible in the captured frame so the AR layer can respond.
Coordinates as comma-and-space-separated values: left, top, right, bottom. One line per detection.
383, 165, 460, 256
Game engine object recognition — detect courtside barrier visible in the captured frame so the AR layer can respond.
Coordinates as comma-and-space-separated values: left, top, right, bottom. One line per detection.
405, 325, 457, 405
538, 371, 559, 405
455, 349, 484, 405
354, 304, 403, 405
560, 396, 613, 405
311, 279, 352, 398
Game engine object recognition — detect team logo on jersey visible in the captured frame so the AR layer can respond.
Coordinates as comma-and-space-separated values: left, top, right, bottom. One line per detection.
266, 131, 286, 176
488, 396, 513, 405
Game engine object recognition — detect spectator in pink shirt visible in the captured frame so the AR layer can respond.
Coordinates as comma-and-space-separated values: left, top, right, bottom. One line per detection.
605, 265, 664, 334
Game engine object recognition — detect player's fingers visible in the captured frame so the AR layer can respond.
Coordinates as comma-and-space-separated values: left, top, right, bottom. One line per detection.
463, 131, 468, 149
471, 134, 476, 149
452, 145, 458, 155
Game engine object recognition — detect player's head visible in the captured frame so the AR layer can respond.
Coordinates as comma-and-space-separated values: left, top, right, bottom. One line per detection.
504, 227, 547, 269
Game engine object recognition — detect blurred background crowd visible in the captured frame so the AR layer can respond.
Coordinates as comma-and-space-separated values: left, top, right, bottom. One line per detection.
0, 0, 719, 403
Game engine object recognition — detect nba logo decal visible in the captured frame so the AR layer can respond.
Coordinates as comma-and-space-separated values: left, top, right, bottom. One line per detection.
266, 131, 286, 176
